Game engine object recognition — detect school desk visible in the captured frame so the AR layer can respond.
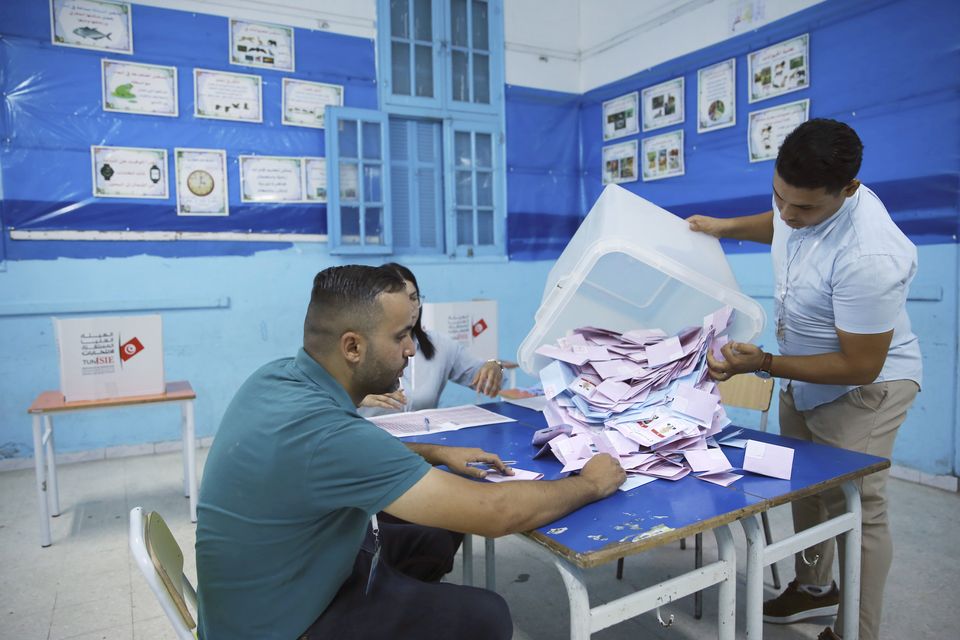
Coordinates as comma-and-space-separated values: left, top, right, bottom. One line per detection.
27, 381, 197, 547
406, 402, 887, 640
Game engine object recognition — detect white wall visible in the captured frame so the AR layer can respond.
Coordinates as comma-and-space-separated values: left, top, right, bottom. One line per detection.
504, 0, 580, 93
578, 0, 824, 91
133, 0, 376, 37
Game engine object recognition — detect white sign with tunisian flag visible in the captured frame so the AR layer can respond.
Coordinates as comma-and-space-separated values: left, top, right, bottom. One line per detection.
53, 314, 164, 402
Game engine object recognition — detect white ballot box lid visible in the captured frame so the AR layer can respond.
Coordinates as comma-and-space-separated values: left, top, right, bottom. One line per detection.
518, 184, 766, 374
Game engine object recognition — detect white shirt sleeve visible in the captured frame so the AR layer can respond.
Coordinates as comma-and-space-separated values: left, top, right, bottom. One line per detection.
832, 253, 915, 335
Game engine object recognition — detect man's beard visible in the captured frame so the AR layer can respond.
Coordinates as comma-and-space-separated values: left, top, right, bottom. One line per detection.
355, 350, 404, 397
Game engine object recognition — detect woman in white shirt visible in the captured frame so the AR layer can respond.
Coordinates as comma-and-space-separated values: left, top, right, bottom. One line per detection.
360, 263, 504, 416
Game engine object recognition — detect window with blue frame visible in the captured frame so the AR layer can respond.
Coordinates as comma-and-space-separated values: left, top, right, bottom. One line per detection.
327, 0, 505, 257
326, 108, 392, 255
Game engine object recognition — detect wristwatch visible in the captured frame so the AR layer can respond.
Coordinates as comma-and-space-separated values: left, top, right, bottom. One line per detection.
754, 352, 774, 380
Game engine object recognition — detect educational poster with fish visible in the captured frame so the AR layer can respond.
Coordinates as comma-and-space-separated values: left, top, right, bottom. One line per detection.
230, 19, 295, 72
101, 59, 178, 117
239, 156, 305, 203
194, 69, 262, 123
51, 0, 132, 54
602, 91, 639, 141
282, 79, 343, 129
697, 58, 736, 133
90, 145, 168, 199
748, 99, 808, 162
641, 77, 684, 132
601, 140, 638, 185
641, 129, 685, 181
175, 148, 228, 216
303, 158, 328, 202
748, 33, 809, 103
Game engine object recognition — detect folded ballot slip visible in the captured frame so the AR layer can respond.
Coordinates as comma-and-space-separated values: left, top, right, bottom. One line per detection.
742, 440, 794, 480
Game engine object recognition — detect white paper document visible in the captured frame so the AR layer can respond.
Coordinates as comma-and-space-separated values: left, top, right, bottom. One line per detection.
370, 405, 515, 437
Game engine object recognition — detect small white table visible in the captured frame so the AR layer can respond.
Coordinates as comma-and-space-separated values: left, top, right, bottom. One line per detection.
27, 381, 197, 547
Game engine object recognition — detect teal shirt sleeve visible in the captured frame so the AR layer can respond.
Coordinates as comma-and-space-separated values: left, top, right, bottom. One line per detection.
307, 414, 431, 515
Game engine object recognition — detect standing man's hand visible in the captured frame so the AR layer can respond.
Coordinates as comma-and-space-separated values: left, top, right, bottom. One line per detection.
687, 215, 728, 238
707, 341, 765, 380
579, 454, 626, 498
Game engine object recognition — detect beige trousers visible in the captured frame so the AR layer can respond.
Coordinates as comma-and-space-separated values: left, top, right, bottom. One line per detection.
779, 380, 918, 640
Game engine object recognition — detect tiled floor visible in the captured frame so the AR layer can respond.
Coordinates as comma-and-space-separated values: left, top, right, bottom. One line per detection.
1, 449, 958, 639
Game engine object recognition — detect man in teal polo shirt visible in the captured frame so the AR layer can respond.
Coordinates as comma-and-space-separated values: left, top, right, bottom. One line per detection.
196, 265, 626, 639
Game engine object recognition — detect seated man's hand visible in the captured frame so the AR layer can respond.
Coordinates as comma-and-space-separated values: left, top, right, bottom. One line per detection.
471, 361, 504, 397
687, 214, 726, 238
706, 341, 764, 381
360, 389, 407, 411
435, 446, 514, 479
579, 454, 626, 498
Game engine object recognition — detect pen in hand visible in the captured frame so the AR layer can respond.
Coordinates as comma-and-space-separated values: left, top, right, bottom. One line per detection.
466, 460, 516, 469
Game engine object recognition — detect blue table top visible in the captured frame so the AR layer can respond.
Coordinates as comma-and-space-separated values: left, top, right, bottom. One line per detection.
405, 402, 887, 568
718, 427, 888, 506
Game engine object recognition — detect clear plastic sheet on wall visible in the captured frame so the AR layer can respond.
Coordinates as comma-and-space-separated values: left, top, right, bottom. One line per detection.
505, 86, 583, 259
575, 0, 960, 252
0, 1, 377, 246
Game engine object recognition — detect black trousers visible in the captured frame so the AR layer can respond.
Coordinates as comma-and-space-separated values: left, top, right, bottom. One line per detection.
301, 519, 512, 640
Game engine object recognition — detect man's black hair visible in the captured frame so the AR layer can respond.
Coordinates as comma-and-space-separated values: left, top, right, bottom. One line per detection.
383, 262, 436, 360
775, 118, 863, 194
304, 265, 407, 349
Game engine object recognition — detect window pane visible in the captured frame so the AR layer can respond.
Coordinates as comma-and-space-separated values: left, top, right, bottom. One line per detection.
415, 44, 433, 97
455, 131, 472, 167
364, 165, 382, 202
341, 206, 360, 244
476, 170, 492, 206
365, 207, 384, 244
451, 0, 468, 47
339, 120, 358, 158
362, 122, 381, 159
456, 170, 473, 206
472, 0, 489, 50
340, 163, 359, 200
475, 133, 492, 167
473, 53, 489, 104
477, 209, 494, 244
390, 0, 409, 38
414, 0, 431, 41
457, 208, 474, 245
451, 49, 469, 102
391, 42, 411, 95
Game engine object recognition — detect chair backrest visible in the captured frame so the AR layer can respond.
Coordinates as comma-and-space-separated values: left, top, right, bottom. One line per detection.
129, 507, 198, 639
718, 375, 775, 432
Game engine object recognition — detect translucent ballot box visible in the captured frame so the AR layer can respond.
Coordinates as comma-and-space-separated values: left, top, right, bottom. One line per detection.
518, 184, 765, 374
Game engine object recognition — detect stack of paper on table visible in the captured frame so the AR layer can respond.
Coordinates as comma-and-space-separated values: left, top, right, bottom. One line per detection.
532, 307, 749, 490
370, 404, 515, 437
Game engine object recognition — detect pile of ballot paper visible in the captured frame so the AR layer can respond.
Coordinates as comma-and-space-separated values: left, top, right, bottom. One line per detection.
533, 306, 746, 489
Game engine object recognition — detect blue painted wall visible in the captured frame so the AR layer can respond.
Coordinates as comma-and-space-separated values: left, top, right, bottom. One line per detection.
1, 0, 957, 477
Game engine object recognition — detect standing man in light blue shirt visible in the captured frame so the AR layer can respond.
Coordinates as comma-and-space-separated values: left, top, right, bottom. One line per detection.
689, 119, 921, 640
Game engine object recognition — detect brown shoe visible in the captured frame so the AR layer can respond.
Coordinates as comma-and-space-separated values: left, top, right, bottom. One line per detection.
817, 627, 841, 640
763, 579, 839, 624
